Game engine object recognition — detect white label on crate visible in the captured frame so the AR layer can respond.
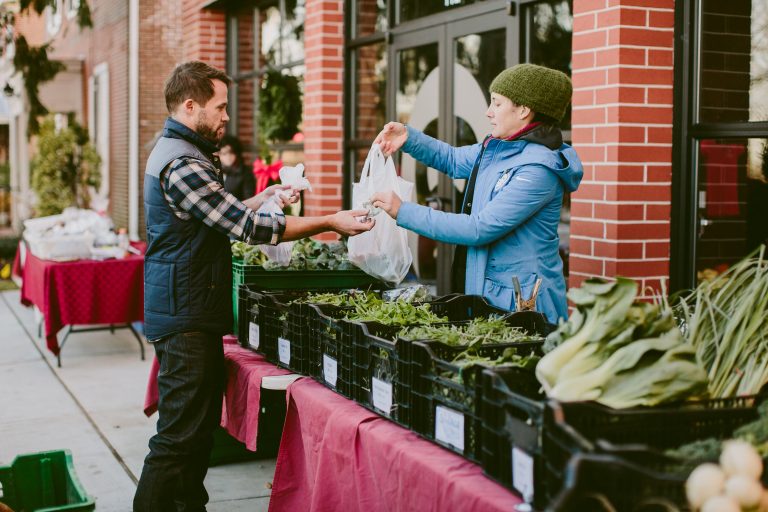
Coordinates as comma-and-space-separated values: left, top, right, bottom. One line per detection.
278, 337, 291, 365
435, 405, 464, 453
371, 377, 393, 414
512, 446, 535, 502
323, 354, 338, 387
248, 322, 260, 350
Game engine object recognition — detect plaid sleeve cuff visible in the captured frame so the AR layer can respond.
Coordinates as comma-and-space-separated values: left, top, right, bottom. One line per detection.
242, 211, 286, 245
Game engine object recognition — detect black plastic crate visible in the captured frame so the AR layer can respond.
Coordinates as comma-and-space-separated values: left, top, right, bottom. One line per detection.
237, 285, 281, 354
542, 395, 762, 509
547, 452, 693, 512
411, 339, 544, 463
256, 291, 316, 372
480, 367, 547, 506
308, 303, 357, 397
351, 321, 413, 427
231, 260, 382, 334
351, 300, 548, 430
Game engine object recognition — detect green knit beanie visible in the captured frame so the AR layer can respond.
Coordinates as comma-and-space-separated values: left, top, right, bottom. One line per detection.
489, 64, 572, 123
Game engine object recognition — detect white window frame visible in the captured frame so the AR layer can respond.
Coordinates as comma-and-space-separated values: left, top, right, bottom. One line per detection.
88, 62, 110, 199
66, 0, 80, 20
46, 0, 63, 37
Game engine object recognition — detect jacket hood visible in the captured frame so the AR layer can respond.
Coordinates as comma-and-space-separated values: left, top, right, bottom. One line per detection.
520, 125, 583, 193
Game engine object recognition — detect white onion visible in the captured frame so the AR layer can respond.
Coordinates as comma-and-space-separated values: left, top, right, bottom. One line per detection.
701, 495, 741, 512
725, 474, 763, 508
720, 440, 763, 480
686, 463, 726, 509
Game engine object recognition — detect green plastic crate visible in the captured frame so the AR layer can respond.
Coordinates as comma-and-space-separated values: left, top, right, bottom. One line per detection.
231, 258, 382, 334
0, 450, 94, 512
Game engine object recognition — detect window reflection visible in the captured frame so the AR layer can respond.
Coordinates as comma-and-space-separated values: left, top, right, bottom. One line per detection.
698, 0, 768, 123
355, 0, 387, 36
696, 138, 768, 280
399, 0, 477, 24
525, 0, 573, 130
355, 43, 387, 141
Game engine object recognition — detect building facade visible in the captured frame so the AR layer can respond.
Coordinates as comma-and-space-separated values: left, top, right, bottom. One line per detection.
5, 0, 767, 295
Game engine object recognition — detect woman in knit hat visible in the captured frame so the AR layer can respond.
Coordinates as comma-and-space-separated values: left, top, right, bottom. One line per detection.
371, 63, 583, 323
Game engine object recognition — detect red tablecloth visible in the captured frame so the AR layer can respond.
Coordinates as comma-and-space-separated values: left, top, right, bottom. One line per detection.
143, 337, 293, 451
268, 378, 522, 512
20, 250, 144, 354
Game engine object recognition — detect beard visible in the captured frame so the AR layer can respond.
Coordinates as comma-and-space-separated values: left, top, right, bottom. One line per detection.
195, 110, 225, 144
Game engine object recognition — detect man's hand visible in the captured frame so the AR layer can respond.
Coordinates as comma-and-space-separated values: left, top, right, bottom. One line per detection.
374, 122, 408, 157
330, 210, 375, 236
370, 191, 402, 219
243, 184, 299, 210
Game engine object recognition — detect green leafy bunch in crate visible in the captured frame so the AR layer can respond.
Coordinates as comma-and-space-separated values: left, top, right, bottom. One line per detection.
231, 238, 356, 270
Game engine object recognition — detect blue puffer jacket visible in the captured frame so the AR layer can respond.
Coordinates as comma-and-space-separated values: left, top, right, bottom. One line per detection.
396, 125, 583, 323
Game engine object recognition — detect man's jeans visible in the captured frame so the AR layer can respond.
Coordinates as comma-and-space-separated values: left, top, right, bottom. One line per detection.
134, 331, 225, 512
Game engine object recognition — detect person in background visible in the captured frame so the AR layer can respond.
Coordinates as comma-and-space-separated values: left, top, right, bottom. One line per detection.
371, 63, 583, 324
135, 60, 373, 512
218, 134, 256, 200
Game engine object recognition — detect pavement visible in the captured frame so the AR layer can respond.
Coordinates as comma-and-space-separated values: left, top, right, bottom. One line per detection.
0, 289, 276, 511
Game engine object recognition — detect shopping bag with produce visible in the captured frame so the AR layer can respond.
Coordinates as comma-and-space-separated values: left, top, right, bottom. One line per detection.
347, 143, 414, 284
257, 163, 312, 266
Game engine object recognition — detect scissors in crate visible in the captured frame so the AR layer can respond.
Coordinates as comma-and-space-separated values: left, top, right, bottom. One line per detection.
512, 276, 543, 312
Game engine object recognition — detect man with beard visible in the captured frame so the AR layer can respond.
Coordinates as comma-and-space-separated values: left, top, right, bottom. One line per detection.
135, 61, 373, 511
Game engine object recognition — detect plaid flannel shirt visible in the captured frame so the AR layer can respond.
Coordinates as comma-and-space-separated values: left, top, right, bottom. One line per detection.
160, 156, 285, 245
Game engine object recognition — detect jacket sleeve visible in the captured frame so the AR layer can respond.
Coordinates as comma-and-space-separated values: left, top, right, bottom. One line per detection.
403, 125, 482, 180
396, 164, 559, 246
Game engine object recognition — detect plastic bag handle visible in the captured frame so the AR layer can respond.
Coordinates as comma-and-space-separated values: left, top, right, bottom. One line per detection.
359, 143, 385, 185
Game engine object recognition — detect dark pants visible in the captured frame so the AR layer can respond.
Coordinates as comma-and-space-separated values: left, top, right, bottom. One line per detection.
134, 331, 225, 512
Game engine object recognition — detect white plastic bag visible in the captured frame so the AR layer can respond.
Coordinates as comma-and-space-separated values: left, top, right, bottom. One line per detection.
257, 163, 312, 266
347, 144, 414, 284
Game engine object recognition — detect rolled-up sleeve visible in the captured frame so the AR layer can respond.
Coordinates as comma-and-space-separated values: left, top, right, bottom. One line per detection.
162, 158, 286, 245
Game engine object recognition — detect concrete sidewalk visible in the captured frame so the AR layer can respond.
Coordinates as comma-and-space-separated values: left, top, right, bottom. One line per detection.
0, 290, 275, 511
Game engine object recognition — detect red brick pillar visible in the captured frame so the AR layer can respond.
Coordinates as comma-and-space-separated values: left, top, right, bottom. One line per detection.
180, 0, 226, 67
569, 0, 675, 295
303, 0, 344, 228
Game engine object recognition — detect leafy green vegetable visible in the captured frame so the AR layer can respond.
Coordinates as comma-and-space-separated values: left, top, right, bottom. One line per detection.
537, 277, 709, 409
675, 245, 768, 398
231, 238, 356, 270
398, 317, 538, 348
346, 300, 446, 326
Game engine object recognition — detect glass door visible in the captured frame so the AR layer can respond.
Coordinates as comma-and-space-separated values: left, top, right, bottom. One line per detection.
389, 12, 512, 293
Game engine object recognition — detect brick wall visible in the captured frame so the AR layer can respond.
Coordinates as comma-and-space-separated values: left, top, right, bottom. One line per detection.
303, 0, 344, 231
180, 0, 226, 66
569, 0, 675, 295
138, 0, 184, 235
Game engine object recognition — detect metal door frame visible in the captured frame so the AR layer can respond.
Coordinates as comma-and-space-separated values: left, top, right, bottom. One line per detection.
386, 8, 517, 292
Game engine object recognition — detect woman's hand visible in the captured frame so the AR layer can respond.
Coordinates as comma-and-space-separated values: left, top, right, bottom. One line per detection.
374, 122, 408, 157
370, 191, 402, 219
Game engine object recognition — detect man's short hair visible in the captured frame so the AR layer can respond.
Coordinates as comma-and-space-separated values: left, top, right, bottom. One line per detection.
164, 61, 232, 114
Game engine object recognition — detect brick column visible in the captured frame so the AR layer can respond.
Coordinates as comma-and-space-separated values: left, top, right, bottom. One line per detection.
180, 0, 226, 67
303, 0, 344, 228
569, 0, 675, 295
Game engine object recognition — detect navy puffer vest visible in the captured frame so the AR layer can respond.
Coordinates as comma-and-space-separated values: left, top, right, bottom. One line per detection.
143, 132, 232, 340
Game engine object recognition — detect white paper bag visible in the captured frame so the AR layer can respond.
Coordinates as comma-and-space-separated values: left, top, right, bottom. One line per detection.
347, 144, 414, 284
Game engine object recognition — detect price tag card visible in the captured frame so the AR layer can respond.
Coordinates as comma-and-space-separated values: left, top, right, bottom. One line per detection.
435, 405, 464, 452
323, 354, 337, 387
371, 377, 393, 414
512, 446, 535, 502
248, 322, 260, 350
278, 337, 291, 365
